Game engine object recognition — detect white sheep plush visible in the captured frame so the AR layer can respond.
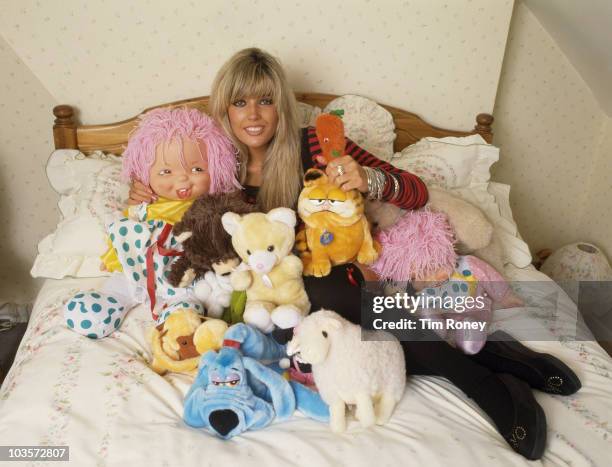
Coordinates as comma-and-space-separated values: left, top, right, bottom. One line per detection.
286, 309, 406, 432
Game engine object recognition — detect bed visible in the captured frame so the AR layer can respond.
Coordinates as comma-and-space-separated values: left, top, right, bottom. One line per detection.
1, 94, 610, 467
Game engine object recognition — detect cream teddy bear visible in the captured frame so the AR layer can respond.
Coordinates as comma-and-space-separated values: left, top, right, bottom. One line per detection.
221, 208, 310, 333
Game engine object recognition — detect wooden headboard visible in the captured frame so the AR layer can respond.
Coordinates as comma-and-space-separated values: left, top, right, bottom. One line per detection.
52, 93, 493, 155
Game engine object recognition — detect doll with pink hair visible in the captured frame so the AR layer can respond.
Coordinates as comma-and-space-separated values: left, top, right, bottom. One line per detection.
371, 209, 523, 354
64, 108, 241, 339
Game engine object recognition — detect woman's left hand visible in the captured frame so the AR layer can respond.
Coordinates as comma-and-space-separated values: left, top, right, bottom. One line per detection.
316, 155, 368, 193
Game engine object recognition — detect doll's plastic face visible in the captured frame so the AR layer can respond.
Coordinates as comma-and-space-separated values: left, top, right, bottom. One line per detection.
149, 137, 210, 201
227, 96, 278, 152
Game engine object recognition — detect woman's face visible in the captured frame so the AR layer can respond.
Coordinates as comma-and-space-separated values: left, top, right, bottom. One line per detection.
227, 96, 279, 153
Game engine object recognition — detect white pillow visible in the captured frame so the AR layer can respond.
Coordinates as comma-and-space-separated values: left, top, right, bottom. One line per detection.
323, 94, 396, 160
388, 134, 498, 190
31, 150, 128, 279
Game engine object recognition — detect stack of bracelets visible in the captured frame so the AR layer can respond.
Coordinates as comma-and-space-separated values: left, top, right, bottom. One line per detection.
363, 167, 399, 201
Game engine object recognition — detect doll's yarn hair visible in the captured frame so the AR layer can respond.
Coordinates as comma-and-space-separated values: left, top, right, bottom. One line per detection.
121, 107, 241, 194
371, 209, 457, 281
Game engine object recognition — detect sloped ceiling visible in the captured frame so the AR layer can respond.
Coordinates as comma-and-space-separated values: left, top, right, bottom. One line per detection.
524, 0, 612, 116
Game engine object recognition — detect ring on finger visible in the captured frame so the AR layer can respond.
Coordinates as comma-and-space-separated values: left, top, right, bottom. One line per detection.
336, 164, 345, 177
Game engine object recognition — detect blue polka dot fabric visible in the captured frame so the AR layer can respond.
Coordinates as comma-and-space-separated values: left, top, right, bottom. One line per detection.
63, 215, 203, 339
64, 291, 129, 339
106, 217, 187, 303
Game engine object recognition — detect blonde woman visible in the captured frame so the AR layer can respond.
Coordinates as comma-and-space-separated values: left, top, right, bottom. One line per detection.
130, 48, 579, 460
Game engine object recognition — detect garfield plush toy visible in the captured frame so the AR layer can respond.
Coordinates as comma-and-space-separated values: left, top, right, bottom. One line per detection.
221, 208, 310, 333
297, 168, 379, 277
297, 110, 378, 277
148, 309, 228, 376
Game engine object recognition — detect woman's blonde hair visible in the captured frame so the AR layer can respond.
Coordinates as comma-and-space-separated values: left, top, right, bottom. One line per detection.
209, 48, 302, 211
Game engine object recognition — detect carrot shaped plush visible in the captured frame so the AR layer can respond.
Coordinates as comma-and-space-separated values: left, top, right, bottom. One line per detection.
315, 109, 345, 164
297, 109, 379, 277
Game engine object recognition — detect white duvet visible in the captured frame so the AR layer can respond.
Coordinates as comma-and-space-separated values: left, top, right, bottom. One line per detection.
1, 267, 611, 467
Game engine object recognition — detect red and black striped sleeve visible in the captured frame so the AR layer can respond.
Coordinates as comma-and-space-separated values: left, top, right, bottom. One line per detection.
303, 127, 428, 209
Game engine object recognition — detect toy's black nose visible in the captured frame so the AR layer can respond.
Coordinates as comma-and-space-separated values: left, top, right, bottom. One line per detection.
209, 410, 239, 437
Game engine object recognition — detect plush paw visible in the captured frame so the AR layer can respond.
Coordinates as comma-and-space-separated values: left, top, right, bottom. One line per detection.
244, 304, 275, 334
230, 270, 252, 290
357, 246, 379, 265
301, 252, 314, 275
330, 413, 347, 433
271, 305, 302, 329
193, 279, 212, 302
311, 259, 332, 278
179, 268, 197, 288
375, 394, 396, 425
355, 399, 375, 428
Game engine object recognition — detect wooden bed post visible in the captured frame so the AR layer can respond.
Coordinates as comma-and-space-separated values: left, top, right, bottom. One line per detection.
474, 113, 494, 143
53, 105, 78, 150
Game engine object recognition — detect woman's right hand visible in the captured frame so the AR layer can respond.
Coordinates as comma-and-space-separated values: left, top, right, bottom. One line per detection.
128, 179, 157, 205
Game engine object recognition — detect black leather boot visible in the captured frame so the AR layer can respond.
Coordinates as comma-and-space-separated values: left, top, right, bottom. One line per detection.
474, 330, 581, 395
497, 374, 547, 460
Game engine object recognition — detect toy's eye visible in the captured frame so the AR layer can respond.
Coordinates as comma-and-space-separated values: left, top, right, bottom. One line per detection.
267, 245, 274, 252
310, 199, 325, 206
158, 169, 171, 176
221, 272, 231, 276
247, 249, 251, 255
322, 331, 328, 338
191, 167, 205, 173
323, 137, 330, 143
212, 381, 221, 386
228, 380, 239, 386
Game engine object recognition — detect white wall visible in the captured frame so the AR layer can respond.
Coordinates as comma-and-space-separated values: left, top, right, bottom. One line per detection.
0, 34, 58, 303
492, 1, 610, 259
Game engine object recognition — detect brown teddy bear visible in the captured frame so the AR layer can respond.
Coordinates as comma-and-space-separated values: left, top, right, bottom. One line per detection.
168, 192, 257, 319
168, 192, 257, 287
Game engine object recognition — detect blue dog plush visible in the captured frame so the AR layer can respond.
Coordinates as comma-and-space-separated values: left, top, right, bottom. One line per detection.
183, 323, 328, 439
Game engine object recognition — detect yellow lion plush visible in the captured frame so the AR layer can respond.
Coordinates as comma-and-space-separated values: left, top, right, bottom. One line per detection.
148, 309, 228, 376
297, 168, 379, 277
221, 207, 310, 333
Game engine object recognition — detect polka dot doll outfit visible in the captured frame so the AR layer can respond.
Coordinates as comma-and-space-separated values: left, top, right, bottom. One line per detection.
64, 200, 203, 339
416, 255, 514, 355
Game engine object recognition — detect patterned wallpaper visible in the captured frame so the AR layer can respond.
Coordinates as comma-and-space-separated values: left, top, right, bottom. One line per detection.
0, 0, 515, 304
0, 34, 58, 303
582, 119, 612, 260
0, 0, 513, 129
492, 1, 610, 260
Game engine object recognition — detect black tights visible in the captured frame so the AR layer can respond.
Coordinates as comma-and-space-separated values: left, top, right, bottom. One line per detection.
304, 265, 495, 400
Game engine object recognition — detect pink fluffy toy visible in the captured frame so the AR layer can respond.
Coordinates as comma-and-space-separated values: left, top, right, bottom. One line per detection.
371, 209, 457, 282
371, 209, 523, 355
122, 107, 240, 194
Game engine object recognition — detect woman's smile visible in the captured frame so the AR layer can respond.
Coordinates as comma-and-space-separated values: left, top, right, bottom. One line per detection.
244, 125, 265, 136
